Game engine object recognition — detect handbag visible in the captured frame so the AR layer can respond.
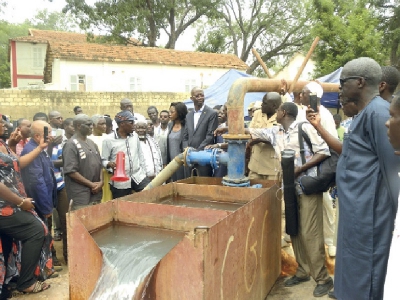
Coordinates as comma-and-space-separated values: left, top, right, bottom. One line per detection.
297, 122, 339, 195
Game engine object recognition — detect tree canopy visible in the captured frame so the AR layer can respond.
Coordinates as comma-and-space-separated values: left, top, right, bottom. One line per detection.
63, 0, 223, 48
195, 0, 313, 75
311, 0, 388, 77
371, 0, 400, 68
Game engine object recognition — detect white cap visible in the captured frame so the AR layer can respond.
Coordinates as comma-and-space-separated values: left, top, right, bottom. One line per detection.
305, 81, 323, 98
253, 101, 262, 110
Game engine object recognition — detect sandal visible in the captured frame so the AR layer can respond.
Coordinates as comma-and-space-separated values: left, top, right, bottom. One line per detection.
21, 281, 50, 294
48, 272, 59, 279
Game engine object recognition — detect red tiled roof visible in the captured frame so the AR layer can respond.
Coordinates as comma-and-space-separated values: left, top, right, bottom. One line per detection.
29, 28, 90, 43
12, 29, 248, 69
48, 42, 248, 69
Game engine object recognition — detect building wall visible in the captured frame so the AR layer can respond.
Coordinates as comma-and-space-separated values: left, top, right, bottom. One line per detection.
273, 54, 316, 81
45, 59, 237, 93
12, 42, 47, 87
0, 89, 190, 121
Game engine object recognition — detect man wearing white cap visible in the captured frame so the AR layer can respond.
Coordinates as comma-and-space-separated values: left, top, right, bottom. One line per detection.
300, 81, 338, 257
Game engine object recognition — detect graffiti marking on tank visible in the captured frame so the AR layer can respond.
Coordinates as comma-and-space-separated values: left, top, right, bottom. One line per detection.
245, 216, 258, 292
260, 209, 269, 276
220, 235, 235, 300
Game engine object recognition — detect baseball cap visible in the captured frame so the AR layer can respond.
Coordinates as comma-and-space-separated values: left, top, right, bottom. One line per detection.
247, 102, 255, 110
115, 111, 135, 124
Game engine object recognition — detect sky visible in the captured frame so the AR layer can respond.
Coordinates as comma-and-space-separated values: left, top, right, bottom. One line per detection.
1, 0, 195, 51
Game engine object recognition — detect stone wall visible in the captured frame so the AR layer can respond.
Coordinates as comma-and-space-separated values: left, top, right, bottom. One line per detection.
0, 89, 190, 121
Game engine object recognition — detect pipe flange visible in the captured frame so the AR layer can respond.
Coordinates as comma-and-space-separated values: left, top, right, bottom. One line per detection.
222, 173, 250, 187
222, 134, 251, 140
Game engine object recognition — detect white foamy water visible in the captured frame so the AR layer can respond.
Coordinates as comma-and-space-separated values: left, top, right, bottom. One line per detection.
90, 225, 184, 300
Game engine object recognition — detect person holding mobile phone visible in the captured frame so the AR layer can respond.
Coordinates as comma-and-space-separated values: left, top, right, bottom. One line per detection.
0, 115, 53, 295
21, 121, 57, 225
299, 81, 338, 258
10, 118, 31, 156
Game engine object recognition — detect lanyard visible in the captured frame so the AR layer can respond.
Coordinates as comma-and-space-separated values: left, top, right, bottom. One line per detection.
125, 137, 134, 177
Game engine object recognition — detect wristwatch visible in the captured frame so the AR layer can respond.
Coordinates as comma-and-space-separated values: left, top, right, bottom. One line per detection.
217, 143, 222, 148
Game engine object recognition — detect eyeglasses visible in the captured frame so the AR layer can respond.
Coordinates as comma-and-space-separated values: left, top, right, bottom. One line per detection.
339, 76, 365, 86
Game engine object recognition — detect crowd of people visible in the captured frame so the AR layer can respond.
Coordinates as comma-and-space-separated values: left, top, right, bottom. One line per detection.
0, 56, 399, 299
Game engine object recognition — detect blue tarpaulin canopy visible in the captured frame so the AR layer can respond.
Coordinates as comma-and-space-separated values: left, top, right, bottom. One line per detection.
183, 68, 342, 111
183, 69, 266, 115
317, 67, 342, 109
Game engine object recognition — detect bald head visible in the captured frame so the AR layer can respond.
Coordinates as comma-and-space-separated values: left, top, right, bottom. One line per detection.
49, 111, 61, 119
262, 92, 282, 116
73, 114, 90, 128
120, 98, 133, 112
31, 120, 51, 141
266, 92, 282, 105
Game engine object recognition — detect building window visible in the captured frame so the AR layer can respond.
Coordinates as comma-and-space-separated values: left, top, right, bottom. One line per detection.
32, 47, 43, 69
130, 77, 142, 91
70, 75, 93, 91
185, 79, 197, 93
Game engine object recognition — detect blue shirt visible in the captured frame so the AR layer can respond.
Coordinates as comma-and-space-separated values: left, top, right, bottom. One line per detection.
21, 139, 57, 216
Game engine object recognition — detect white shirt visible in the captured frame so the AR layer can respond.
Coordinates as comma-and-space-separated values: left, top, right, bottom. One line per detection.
296, 104, 338, 139
193, 104, 205, 128
139, 136, 163, 177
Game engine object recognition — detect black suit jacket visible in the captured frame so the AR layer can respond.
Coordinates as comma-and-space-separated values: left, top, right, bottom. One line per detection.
183, 105, 219, 150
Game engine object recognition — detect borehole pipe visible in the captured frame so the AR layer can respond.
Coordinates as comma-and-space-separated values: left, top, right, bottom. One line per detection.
145, 79, 339, 189
144, 152, 186, 190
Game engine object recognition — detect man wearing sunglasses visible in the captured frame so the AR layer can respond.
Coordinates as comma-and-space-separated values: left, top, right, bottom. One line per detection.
306, 57, 400, 299
102, 111, 150, 198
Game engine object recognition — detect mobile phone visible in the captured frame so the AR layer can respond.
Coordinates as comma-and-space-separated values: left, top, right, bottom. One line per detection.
43, 126, 48, 142
310, 93, 318, 112
12, 120, 18, 130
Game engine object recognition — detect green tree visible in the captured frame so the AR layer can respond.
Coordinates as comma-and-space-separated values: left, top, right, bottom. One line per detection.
63, 0, 222, 48
28, 9, 79, 32
371, 0, 400, 68
0, 10, 78, 88
194, 0, 312, 74
311, 0, 388, 77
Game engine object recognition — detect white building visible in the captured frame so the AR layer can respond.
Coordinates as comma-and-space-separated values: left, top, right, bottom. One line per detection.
9, 29, 248, 92
273, 53, 316, 81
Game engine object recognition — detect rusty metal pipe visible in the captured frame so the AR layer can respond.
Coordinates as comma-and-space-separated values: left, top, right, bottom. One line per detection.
225, 78, 339, 135
144, 152, 186, 190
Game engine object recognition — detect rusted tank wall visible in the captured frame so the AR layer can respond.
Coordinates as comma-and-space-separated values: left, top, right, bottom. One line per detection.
203, 184, 281, 299
67, 201, 115, 300
68, 182, 281, 299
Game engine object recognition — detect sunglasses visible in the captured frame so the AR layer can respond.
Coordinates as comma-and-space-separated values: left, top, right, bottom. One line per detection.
339, 76, 365, 86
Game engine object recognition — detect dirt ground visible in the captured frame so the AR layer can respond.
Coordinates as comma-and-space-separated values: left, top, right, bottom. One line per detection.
11, 239, 69, 300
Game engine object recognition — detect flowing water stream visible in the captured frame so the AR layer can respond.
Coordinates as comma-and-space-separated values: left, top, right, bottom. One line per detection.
90, 224, 184, 300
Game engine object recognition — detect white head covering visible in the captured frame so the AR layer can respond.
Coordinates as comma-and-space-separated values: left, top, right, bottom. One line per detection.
253, 101, 262, 110
305, 81, 324, 98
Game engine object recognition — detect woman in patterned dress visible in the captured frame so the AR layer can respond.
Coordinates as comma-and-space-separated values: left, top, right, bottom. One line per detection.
0, 115, 53, 296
